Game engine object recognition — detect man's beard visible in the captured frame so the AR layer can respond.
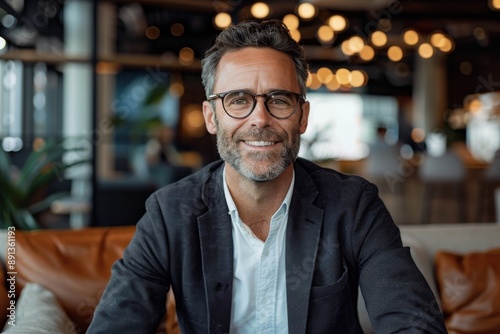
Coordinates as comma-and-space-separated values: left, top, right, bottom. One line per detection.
214, 118, 301, 182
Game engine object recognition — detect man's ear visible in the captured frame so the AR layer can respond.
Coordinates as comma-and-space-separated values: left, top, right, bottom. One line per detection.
203, 101, 217, 135
299, 100, 310, 134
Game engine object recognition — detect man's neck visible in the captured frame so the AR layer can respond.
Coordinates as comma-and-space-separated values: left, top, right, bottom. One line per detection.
225, 164, 294, 241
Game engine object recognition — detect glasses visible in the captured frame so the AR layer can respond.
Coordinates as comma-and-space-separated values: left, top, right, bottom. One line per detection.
207, 90, 304, 119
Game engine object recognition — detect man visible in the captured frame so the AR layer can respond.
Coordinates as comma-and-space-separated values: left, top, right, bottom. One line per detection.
89, 20, 446, 333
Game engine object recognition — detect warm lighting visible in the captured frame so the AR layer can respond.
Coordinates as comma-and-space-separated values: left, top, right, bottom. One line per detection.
411, 128, 426, 143
359, 45, 375, 61
371, 31, 387, 47
179, 47, 194, 65
328, 15, 347, 32
438, 37, 454, 53
145, 26, 160, 40
326, 76, 340, 91
290, 29, 301, 42
317, 25, 334, 43
403, 29, 419, 46
348, 36, 364, 53
182, 106, 206, 138
283, 14, 299, 30
489, 0, 500, 10
170, 23, 184, 37
297, 2, 316, 20
350, 70, 366, 87
469, 98, 482, 114
306, 72, 322, 90
341, 40, 355, 56
316, 67, 333, 83
169, 82, 185, 97
0, 37, 6, 50
96, 61, 121, 74
250, 2, 270, 19
214, 12, 232, 29
387, 46, 403, 62
336, 68, 351, 85
418, 43, 434, 58
430, 32, 446, 48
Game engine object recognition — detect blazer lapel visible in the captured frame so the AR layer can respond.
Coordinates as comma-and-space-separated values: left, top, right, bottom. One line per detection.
198, 167, 233, 334
286, 164, 324, 334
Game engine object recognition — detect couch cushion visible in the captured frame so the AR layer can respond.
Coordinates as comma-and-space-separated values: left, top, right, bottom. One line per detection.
435, 248, 500, 334
2, 282, 77, 333
0, 261, 9, 329
13, 226, 136, 333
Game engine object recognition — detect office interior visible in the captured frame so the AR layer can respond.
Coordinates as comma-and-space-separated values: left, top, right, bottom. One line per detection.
0, 0, 499, 229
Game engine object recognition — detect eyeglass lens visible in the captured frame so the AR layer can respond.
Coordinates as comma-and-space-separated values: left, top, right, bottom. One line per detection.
223, 91, 299, 118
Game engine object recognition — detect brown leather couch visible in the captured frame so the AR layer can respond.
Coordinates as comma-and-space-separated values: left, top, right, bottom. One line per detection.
0, 226, 178, 333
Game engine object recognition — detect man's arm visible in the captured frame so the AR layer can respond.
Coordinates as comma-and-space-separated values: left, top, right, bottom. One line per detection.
353, 183, 447, 333
87, 195, 171, 334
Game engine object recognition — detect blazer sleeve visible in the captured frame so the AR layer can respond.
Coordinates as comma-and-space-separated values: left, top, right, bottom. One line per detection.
353, 183, 447, 333
87, 194, 171, 334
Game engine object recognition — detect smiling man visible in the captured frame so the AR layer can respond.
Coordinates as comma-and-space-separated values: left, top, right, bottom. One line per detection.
88, 20, 446, 334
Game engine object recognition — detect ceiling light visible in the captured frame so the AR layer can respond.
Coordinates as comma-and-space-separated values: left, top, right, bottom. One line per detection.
0, 37, 6, 50
171, 23, 184, 37
290, 29, 301, 42
179, 47, 194, 65
371, 31, 387, 47
328, 15, 347, 32
251, 2, 270, 19
387, 46, 403, 62
359, 45, 375, 61
317, 25, 334, 43
214, 12, 232, 29
336, 68, 351, 85
316, 67, 333, 83
438, 38, 454, 53
403, 29, 419, 46
348, 36, 365, 53
297, 3, 316, 20
430, 32, 446, 48
489, 0, 500, 10
306, 72, 322, 89
418, 43, 434, 58
350, 70, 367, 87
283, 14, 299, 30
341, 40, 355, 56
326, 76, 340, 91
145, 26, 160, 40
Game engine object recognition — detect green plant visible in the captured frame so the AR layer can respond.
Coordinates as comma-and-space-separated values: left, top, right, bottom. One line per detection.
0, 140, 88, 230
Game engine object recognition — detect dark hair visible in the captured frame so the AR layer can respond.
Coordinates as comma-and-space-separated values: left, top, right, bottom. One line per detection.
201, 20, 309, 98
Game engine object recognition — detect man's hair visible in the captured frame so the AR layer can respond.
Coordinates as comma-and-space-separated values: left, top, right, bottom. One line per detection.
201, 19, 309, 98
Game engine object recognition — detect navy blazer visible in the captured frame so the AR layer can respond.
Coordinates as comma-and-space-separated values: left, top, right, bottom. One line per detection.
88, 158, 446, 333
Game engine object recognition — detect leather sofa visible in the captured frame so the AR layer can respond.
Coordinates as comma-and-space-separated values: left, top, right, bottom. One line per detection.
1, 223, 499, 333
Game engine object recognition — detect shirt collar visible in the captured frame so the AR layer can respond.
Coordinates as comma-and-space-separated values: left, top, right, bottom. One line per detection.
223, 165, 295, 218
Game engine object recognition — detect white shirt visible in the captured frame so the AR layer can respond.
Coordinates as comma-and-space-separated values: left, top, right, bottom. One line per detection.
223, 168, 294, 334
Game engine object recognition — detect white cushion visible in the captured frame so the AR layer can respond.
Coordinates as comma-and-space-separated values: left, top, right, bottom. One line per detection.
2, 283, 77, 334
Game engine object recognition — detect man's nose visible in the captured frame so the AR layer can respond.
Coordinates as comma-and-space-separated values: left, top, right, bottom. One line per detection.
249, 97, 272, 127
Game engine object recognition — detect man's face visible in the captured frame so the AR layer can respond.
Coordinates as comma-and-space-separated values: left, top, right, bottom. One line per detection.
203, 47, 309, 182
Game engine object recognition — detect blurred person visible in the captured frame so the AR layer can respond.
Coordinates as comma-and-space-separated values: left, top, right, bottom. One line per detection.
89, 20, 446, 333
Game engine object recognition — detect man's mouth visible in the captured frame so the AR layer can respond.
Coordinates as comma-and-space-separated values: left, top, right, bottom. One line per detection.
244, 141, 276, 147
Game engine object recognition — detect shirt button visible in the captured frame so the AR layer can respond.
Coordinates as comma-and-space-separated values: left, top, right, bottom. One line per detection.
262, 297, 267, 304
263, 250, 269, 256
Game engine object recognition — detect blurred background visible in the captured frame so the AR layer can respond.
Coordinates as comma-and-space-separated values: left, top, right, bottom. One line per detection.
0, 0, 499, 229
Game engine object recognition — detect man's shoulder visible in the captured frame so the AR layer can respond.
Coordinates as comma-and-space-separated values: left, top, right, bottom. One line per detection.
295, 157, 369, 185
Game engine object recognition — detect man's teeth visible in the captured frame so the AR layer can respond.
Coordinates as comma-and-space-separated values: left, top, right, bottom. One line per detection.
246, 141, 275, 147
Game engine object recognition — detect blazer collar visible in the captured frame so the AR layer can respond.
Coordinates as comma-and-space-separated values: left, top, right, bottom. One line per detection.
286, 161, 324, 334
198, 163, 233, 334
